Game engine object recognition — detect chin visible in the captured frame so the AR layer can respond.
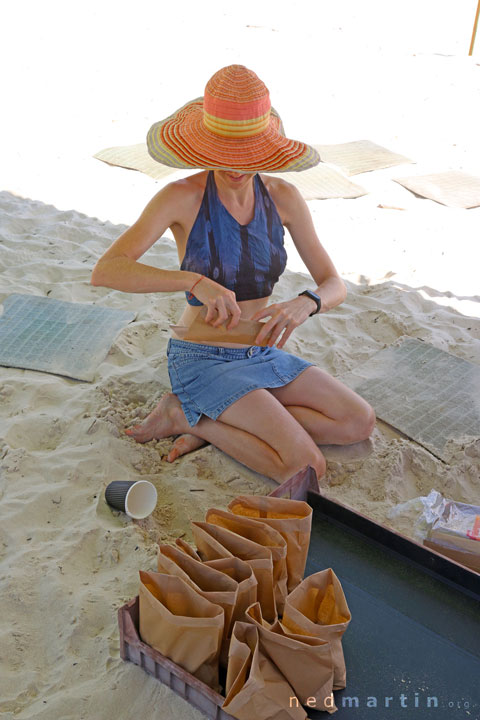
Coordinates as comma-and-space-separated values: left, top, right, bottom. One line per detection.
217, 170, 254, 186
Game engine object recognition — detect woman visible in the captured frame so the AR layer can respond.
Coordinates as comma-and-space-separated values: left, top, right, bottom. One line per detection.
91, 65, 375, 484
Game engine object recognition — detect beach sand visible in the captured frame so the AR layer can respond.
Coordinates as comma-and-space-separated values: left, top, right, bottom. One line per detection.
1, 1, 479, 718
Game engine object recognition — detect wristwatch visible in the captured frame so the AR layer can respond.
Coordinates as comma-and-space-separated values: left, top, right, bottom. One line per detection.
298, 290, 322, 316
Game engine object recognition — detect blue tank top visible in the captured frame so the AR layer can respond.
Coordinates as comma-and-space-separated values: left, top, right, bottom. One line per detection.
180, 171, 287, 305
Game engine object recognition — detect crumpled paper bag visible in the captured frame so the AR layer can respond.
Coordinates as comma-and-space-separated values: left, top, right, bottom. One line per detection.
282, 569, 351, 690
244, 602, 336, 712
223, 621, 307, 720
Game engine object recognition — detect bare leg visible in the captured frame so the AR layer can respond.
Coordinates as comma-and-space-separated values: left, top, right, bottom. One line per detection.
166, 368, 376, 457
124, 366, 374, 473
270, 367, 376, 445
126, 391, 325, 482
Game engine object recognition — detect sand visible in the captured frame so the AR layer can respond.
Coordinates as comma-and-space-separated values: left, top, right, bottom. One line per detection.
1, 1, 480, 718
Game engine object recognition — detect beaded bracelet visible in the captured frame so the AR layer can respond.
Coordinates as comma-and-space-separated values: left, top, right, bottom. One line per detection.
187, 275, 205, 300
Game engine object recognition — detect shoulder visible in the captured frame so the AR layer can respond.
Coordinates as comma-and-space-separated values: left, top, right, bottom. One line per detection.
259, 173, 307, 226
146, 171, 208, 219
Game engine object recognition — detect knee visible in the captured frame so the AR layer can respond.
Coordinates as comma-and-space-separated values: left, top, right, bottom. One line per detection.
362, 404, 376, 439
308, 451, 327, 481
281, 443, 326, 483
344, 403, 376, 443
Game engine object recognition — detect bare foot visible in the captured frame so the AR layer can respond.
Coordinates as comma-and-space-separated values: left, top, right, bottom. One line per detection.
167, 434, 208, 462
125, 393, 189, 443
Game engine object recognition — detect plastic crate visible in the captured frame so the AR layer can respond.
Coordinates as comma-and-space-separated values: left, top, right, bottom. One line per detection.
117, 466, 319, 720
118, 597, 235, 720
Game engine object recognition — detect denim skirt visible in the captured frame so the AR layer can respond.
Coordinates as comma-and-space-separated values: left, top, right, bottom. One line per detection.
167, 338, 314, 427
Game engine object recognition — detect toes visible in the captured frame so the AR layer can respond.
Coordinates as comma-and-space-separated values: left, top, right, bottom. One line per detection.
167, 439, 187, 462
173, 437, 188, 450
170, 435, 208, 459
125, 424, 141, 435
124, 425, 152, 443
167, 437, 194, 463
167, 448, 180, 462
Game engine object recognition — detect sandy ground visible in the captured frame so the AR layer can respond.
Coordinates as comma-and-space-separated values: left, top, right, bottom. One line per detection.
1, 1, 480, 718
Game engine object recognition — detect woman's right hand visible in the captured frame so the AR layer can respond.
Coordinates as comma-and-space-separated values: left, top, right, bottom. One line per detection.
189, 275, 242, 329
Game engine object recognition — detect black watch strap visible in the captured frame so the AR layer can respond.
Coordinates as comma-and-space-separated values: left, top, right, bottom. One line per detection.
298, 290, 322, 316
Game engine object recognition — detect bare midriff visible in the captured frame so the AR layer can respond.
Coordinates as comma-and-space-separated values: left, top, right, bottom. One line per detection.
170, 295, 271, 348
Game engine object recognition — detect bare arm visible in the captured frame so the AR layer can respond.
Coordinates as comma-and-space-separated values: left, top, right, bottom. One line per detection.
90, 179, 242, 327
90, 183, 199, 293
252, 179, 346, 347
281, 181, 347, 312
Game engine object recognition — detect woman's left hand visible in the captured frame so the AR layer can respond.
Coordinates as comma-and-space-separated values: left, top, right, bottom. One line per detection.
251, 296, 318, 349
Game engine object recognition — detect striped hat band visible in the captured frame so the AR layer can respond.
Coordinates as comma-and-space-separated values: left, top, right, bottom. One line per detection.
203, 78, 272, 137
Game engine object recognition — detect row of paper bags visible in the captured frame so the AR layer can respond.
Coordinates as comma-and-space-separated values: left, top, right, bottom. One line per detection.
138, 494, 351, 719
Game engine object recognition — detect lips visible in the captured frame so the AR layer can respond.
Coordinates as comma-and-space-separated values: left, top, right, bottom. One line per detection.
226, 173, 247, 182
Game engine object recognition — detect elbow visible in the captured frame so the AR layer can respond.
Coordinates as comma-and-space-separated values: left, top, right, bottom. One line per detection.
325, 275, 347, 307
90, 262, 106, 287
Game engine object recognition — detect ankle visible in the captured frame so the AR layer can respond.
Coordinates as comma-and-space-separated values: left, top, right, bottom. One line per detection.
168, 400, 190, 435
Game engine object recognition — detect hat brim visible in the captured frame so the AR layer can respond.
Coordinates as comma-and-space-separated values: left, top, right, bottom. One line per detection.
147, 98, 320, 173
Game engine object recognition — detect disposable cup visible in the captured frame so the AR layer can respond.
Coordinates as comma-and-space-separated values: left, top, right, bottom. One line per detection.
105, 480, 157, 519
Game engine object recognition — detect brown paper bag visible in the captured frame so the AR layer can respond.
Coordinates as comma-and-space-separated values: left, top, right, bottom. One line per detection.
227, 495, 313, 593
192, 520, 277, 622
138, 571, 224, 690
172, 306, 273, 346
157, 544, 238, 662
223, 622, 307, 720
245, 602, 336, 713
204, 556, 258, 628
206, 508, 288, 614
175, 537, 202, 561
282, 569, 351, 690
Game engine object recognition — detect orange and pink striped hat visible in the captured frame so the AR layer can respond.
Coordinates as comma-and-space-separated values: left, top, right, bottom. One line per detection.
147, 65, 320, 173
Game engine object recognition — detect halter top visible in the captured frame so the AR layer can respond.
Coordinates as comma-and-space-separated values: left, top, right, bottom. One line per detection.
180, 171, 287, 305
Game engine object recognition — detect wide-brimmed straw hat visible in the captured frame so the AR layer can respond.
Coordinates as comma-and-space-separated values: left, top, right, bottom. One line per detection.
147, 65, 320, 173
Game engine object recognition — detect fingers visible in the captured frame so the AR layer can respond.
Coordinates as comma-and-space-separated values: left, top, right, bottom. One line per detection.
211, 297, 229, 327
255, 306, 288, 346
255, 307, 302, 347
224, 293, 242, 328
252, 304, 276, 344
202, 287, 241, 328
204, 301, 216, 325
251, 305, 276, 323
221, 289, 241, 327
255, 318, 276, 346
276, 325, 294, 349
227, 303, 242, 329
205, 297, 241, 328
266, 312, 290, 348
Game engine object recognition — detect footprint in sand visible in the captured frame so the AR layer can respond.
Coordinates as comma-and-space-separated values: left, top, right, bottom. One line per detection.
5, 414, 67, 452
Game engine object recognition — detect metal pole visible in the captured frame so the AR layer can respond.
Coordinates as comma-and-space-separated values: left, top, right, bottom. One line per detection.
469, 0, 480, 55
